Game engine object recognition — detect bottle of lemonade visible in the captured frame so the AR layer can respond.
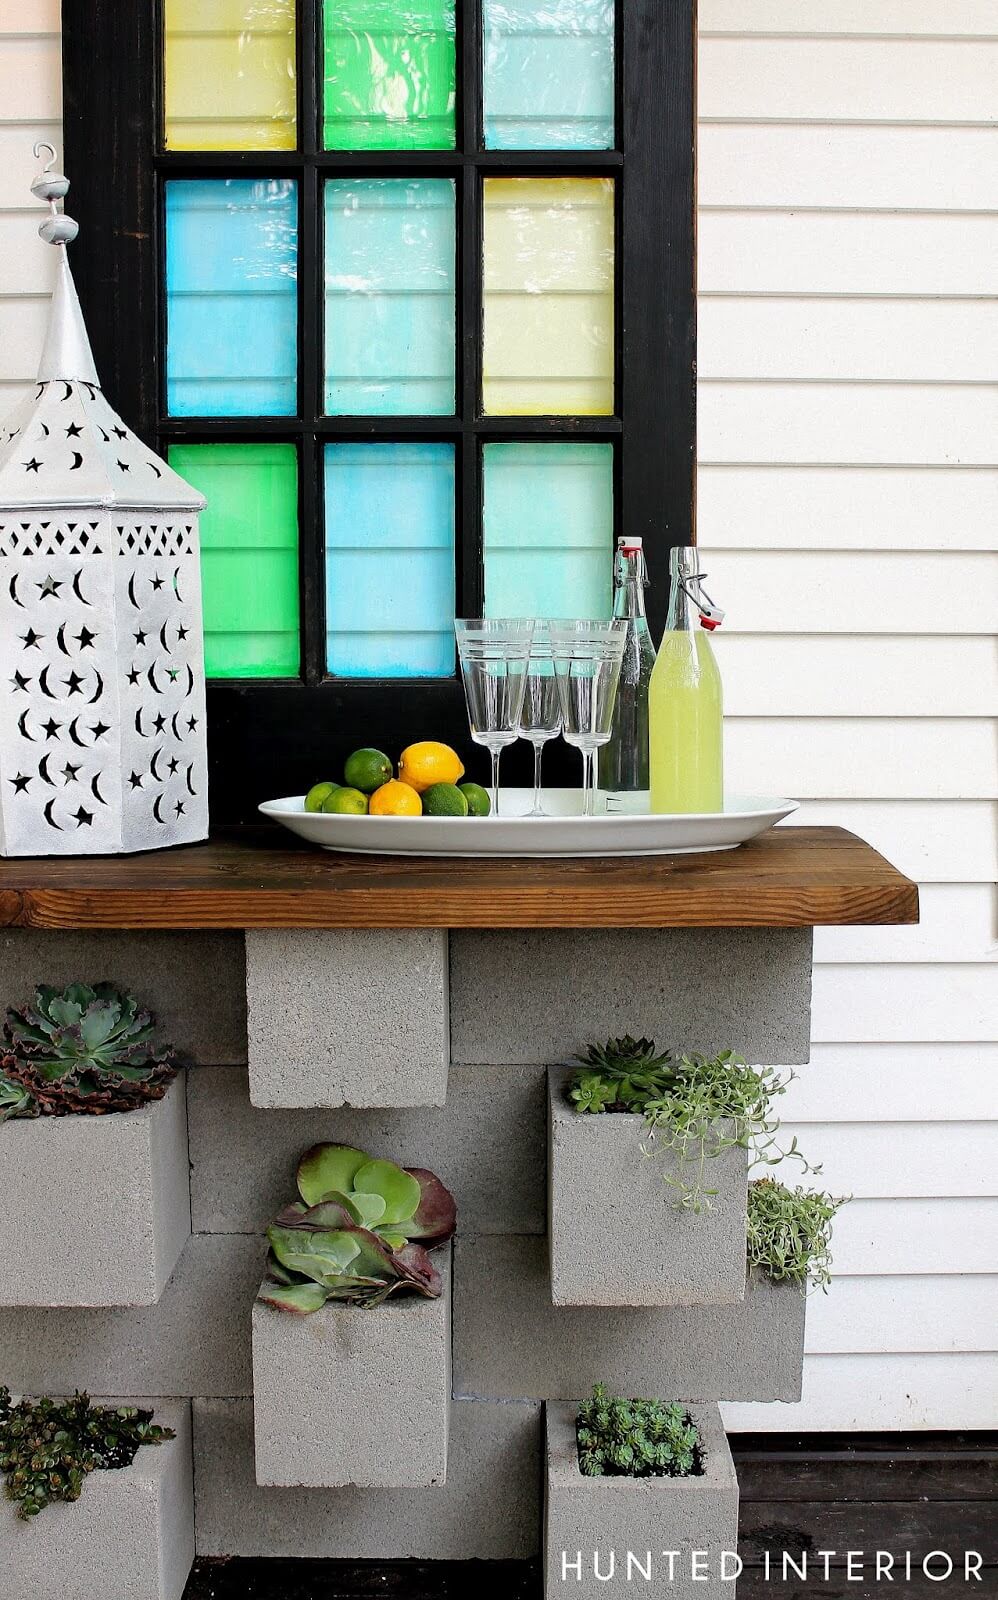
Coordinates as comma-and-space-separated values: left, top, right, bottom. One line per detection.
649, 545, 724, 813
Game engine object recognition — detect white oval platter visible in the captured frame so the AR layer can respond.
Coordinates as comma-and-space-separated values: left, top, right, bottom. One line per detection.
259, 790, 800, 859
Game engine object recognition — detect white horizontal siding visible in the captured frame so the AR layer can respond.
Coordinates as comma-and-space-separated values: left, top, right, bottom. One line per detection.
0, 14, 60, 396
703, 2, 997, 1431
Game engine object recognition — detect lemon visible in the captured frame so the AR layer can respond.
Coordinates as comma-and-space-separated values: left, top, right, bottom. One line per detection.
304, 781, 339, 814
423, 783, 469, 817
322, 787, 368, 815
398, 741, 465, 794
344, 748, 393, 794
369, 780, 422, 817
458, 782, 491, 817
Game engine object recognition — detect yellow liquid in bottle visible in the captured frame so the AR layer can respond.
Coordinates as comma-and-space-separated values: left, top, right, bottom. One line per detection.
649, 629, 724, 813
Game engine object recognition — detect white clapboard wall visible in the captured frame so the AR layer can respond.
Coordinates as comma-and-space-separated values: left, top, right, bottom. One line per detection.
1, 2, 995, 1431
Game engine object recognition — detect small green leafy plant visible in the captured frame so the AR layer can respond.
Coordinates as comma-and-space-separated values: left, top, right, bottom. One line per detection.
567, 1038, 819, 1213
576, 1384, 702, 1479
746, 1176, 847, 1293
260, 1142, 457, 1315
0, 983, 178, 1120
0, 1388, 174, 1519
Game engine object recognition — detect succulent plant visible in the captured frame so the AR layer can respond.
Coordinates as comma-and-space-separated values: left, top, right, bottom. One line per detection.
568, 1035, 675, 1113
259, 1143, 457, 1315
0, 1387, 174, 1519
746, 1176, 847, 1293
576, 1384, 702, 1479
1, 983, 178, 1118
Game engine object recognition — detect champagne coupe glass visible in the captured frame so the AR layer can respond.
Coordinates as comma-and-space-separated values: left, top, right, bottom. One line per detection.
549, 620, 627, 817
455, 619, 535, 816
518, 623, 562, 818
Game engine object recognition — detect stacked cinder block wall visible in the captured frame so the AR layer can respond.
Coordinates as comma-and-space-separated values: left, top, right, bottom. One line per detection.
0, 925, 812, 1562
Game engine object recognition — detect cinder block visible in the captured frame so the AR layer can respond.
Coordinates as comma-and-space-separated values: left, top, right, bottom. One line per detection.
450, 928, 812, 1066
545, 1401, 739, 1600
0, 1074, 190, 1307
246, 929, 449, 1107
548, 1068, 747, 1307
1, 1400, 193, 1600
188, 1063, 545, 1235
454, 1236, 805, 1403
252, 1250, 452, 1487
195, 1396, 541, 1559
0, 1233, 261, 1398
0, 930, 246, 1063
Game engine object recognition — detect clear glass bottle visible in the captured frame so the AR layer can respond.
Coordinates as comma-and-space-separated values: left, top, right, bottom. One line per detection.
597, 537, 657, 814
649, 545, 724, 814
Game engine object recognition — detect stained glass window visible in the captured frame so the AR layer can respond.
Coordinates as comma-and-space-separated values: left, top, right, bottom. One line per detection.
483, 0, 615, 150
164, 0, 298, 151
483, 443, 613, 620
323, 0, 457, 150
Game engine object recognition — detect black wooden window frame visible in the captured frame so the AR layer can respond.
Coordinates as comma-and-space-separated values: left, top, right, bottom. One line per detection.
62, 0, 696, 821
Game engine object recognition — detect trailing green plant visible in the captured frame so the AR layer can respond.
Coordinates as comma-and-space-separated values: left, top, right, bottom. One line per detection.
568, 1036, 675, 1113
259, 1142, 457, 1315
0, 984, 178, 1119
0, 1388, 174, 1519
746, 1176, 847, 1294
576, 1384, 702, 1479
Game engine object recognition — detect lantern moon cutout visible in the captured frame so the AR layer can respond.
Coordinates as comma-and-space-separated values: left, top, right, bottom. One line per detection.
38, 665, 55, 700
171, 711, 182, 741
37, 754, 56, 788
127, 574, 140, 609
185, 664, 195, 698
149, 745, 163, 782
134, 707, 147, 738
68, 716, 86, 747
71, 570, 90, 606
147, 663, 161, 695
152, 794, 166, 825
185, 763, 197, 797
69, 451, 83, 471
43, 798, 62, 830
56, 622, 70, 656
17, 709, 34, 742
60, 382, 73, 402
87, 669, 103, 705
159, 624, 171, 654
172, 567, 184, 604
9, 574, 24, 609
91, 772, 107, 806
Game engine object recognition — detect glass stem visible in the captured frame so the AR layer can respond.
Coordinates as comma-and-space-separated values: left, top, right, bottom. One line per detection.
583, 749, 594, 817
532, 740, 544, 816
490, 746, 502, 817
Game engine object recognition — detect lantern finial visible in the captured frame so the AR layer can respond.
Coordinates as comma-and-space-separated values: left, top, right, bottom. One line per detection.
31, 143, 99, 388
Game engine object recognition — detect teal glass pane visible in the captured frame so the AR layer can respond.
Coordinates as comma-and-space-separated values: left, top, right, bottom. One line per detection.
325, 443, 455, 676
483, 442, 613, 619
324, 179, 456, 415
165, 178, 298, 416
483, 0, 615, 150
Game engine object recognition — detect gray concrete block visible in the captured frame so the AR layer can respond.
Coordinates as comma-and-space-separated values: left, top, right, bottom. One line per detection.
0, 1074, 190, 1307
0, 930, 247, 1064
188, 1062, 545, 1235
0, 1233, 262, 1397
450, 928, 813, 1066
252, 1249, 452, 1488
548, 1068, 747, 1307
454, 1236, 805, 1403
0, 1400, 193, 1600
194, 1396, 541, 1559
246, 929, 449, 1107
545, 1401, 739, 1600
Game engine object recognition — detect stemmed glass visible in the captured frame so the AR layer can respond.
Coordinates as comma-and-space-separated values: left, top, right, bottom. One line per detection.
518, 624, 562, 817
549, 620, 627, 817
455, 619, 535, 817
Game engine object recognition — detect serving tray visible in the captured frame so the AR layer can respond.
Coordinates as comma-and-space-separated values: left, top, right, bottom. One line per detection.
259, 790, 799, 858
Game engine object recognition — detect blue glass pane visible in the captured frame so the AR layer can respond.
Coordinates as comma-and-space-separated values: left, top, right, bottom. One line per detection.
483, 0, 615, 150
325, 443, 455, 677
483, 442, 613, 619
165, 178, 298, 416
324, 179, 456, 415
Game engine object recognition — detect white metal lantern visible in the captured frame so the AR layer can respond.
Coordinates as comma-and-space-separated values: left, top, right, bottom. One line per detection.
0, 146, 209, 856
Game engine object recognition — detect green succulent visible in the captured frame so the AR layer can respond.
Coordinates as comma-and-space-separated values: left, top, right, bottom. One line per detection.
260, 1143, 457, 1315
0, 1388, 174, 1519
1, 984, 178, 1118
568, 1035, 675, 1113
576, 1384, 702, 1479
747, 1176, 848, 1293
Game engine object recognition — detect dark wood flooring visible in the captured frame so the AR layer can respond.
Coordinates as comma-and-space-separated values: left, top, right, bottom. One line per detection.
184, 1433, 998, 1599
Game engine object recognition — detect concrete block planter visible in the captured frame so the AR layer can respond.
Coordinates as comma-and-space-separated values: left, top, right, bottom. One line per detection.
0, 1073, 190, 1307
245, 929, 449, 1107
1, 1400, 194, 1600
252, 1247, 451, 1488
545, 1401, 739, 1600
548, 1068, 747, 1307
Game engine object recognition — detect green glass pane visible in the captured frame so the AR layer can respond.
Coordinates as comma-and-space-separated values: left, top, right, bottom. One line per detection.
168, 443, 300, 679
323, 0, 456, 150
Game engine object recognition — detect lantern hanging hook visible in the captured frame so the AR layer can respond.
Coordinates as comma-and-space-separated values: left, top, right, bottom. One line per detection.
30, 141, 78, 246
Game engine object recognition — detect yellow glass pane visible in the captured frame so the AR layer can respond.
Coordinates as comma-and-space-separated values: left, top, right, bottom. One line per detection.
482, 177, 614, 417
164, 0, 297, 151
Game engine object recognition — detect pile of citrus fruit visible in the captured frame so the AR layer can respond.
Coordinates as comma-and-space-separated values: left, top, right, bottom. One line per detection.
304, 742, 491, 819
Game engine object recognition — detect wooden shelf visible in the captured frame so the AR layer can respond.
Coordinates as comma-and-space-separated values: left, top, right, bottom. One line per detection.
0, 826, 917, 931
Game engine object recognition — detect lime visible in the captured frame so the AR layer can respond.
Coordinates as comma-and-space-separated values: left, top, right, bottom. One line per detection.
423, 783, 469, 818
304, 781, 340, 814
322, 786, 369, 816
344, 748, 393, 794
458, 782, 491, 817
